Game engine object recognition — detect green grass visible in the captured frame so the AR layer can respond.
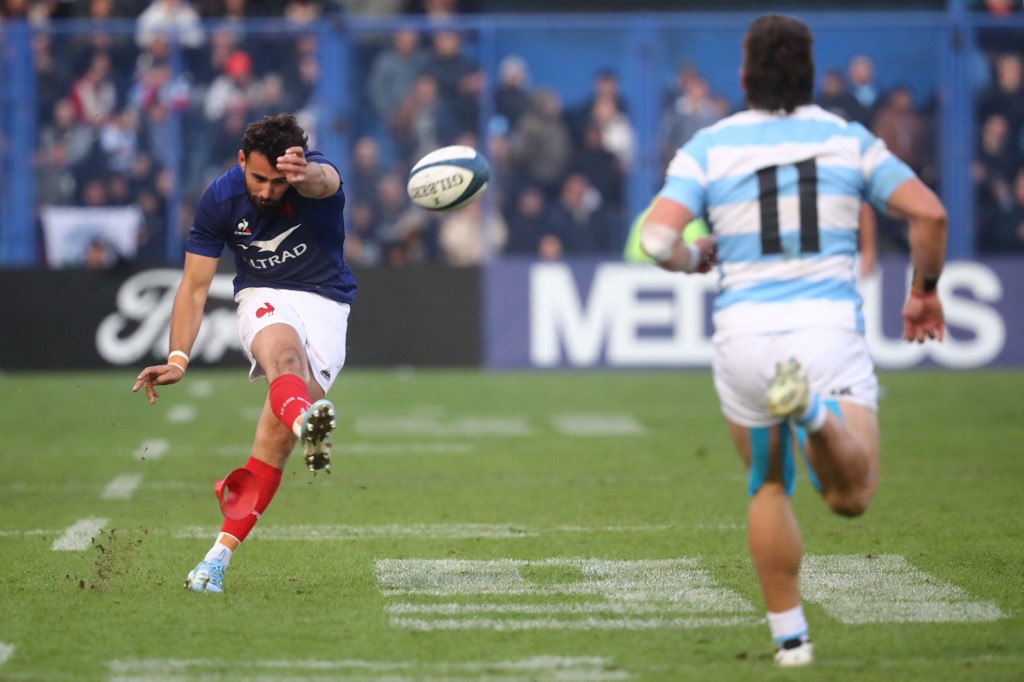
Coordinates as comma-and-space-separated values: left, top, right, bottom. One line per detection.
0, 368, 1022, 681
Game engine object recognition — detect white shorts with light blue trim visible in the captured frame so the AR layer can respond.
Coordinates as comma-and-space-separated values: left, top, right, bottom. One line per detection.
235, 287, 350, 394
712, 327, 878, 428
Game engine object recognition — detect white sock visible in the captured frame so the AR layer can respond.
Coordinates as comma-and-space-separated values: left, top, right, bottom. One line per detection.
796, 394, 827, 433
204, 540, 235, 565
767, 604, 809, 644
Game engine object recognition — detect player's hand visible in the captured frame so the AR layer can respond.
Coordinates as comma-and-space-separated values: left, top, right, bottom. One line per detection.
690, 235, 718, 274
276, 146, 308, 185
902, 291, 945, 343
131, 364, 184, 404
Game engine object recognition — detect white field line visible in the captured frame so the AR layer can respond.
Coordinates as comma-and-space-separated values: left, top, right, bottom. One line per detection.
166, 404, 195, 424
390, 616, 760, 631
109, 656, 631, 681
101, 474, 143, 500
0, 643, 13, 667
133, 439, 169, 461
51, 517, 107, 551
800, 554, 1005, 623
355, 415, 534, 437
187, 380, 213, 398
171, 523, 700, 541
550, 413, 647, 436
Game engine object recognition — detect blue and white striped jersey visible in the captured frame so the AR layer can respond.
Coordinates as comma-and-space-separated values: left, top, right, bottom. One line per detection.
658, 104, 914, 337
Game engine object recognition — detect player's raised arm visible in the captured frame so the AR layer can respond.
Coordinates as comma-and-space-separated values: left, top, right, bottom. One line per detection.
131, 252, 220, 403
886, 178, 948, 343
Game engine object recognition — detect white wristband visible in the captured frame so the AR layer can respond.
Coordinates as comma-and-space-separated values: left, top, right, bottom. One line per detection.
639, 223, 679, 262
682, 243, 702, 274
168, 350, 189, 373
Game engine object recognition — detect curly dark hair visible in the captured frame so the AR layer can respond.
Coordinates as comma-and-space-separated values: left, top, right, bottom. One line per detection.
742, 15, 815, 113
242, 113, 309, 161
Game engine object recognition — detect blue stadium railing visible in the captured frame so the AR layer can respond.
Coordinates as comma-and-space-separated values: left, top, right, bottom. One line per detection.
0, 9, 1021, 267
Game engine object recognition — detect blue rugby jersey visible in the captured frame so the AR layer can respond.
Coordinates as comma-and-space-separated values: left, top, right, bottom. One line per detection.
658, 104, 914, 337
186, 151, 356, 305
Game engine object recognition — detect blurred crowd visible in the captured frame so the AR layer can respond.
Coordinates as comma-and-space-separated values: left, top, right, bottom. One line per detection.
4, 0, 1022, 267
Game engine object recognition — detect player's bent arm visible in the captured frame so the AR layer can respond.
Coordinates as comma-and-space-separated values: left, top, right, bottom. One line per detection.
640, 197, 713, 273
886, 178, 947, 291
293, 161, 341, 199
168, 252, 220, 362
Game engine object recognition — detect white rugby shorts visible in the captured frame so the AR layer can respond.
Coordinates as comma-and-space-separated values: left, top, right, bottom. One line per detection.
712, 328, 878, 428
235, 287, 350, 393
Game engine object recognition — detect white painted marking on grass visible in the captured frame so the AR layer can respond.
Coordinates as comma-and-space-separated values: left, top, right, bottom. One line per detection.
0, 643, 14, 667
551, 413, 647, 436
187, 380, 213, 398
101, 474, 143, 500
801, 554, 1005, 623
175, 523, 537, 541
341, 442, 477, 455
356, 415, 534, 437
109, 656, 630, 681
51, 517, 107, 551
166, 404, 195, 423
377, 558, 758, 631
171, 523, 717, 541
133, 438, 168, 461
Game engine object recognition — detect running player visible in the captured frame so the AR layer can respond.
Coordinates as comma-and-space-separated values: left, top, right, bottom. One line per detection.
132, 113, 356, 593
640, 15, 947, 666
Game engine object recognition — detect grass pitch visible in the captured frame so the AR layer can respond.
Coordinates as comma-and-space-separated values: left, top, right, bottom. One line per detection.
0, 368, 1021, 681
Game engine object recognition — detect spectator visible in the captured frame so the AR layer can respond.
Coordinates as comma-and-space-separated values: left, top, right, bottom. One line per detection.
568, 121, 624, 217
32, 32, 72, 128
38, 97, 96, 170
509, 88, 571, 198
816, 68, 867, 126
349, 135, 384, 208
390, 72, 456, 166
438, 200, 507, 266
503, 185, 551, 258
495, 55, 531, 128
566, 69, 628, 143
422, 28, 482, 137
68, 50, 119, 128
135, 0, 204, 50
590, 88, 636, 172
98, 107, 142, 175
872, 86, 930, 176
545, 172, 611, 254
975, 112, 1019, 251
847, 54, 880, 124
992, 168, 1024, 252
658, 68, 722, 168
977, 53, 1024, 155
366, 26, 428, 123
203, 49, 261, 123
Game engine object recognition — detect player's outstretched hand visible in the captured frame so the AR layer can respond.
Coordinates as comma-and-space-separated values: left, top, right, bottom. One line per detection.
902, 291, 945, 344
131, 364, 184, 404
276, 146, 308, 185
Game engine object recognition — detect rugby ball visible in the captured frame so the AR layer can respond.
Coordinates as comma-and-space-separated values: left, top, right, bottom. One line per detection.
407, 145, 489, 211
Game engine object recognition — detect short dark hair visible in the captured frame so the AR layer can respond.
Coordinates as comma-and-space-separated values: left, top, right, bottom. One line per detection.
742, 15, 815, 113
242, 113, 308, 161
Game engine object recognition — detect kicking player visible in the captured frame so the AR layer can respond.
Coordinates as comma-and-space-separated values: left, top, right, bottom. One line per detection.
640, 15, 946, 666
132, 113, 356, 593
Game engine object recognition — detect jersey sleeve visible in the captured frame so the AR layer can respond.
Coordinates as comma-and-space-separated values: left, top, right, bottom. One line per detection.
851, 122, 917, 213
185, 184, 227, 258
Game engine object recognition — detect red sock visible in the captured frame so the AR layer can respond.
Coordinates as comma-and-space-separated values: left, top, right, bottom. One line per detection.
269, 374, 312, 430
220, 457, 282, 542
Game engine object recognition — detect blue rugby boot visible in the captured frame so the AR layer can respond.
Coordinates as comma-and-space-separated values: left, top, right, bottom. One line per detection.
184, 559, 227, 593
